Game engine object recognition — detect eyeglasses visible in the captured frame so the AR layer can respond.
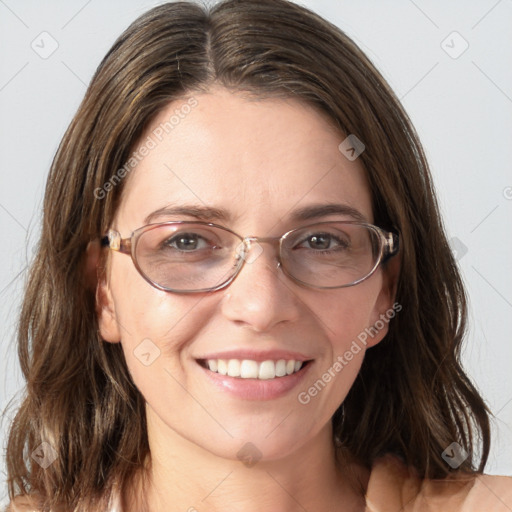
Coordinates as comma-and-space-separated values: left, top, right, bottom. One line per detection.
101, 221, 399, 293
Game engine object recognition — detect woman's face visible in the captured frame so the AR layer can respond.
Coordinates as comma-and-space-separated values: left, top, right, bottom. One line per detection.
98, 86, 395, 462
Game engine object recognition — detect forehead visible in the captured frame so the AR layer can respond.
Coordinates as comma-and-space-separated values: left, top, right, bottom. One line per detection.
116, 87, 372, 232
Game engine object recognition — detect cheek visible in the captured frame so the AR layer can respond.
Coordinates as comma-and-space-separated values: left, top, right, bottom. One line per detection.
312, 279, 383, 352
297, 279, 383, 412
109, 257, 215, 379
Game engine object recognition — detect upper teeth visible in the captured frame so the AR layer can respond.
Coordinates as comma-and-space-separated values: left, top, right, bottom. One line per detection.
206, 359, 304, 379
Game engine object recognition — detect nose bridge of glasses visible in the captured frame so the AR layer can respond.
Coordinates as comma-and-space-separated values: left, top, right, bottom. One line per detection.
241, 235, 283, 253
237, 235, 283, 267
243, 235, 280, 244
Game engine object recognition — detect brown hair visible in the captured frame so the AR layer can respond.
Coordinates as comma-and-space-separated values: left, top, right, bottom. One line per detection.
5, 0, 490, 509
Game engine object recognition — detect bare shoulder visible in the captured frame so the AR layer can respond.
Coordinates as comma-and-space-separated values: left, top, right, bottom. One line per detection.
406, 472, 512, 511
427, 473, 512, 511
7, 494, 43, 512
367, 455, 512, 511
471, 473, 512, 504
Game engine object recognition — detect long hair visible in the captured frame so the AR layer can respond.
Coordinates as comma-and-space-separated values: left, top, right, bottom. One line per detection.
5, 0, 490, 509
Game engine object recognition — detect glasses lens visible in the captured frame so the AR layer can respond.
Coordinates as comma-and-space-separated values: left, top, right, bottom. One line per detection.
135, 224, 242, 291
281, 223, 382, 288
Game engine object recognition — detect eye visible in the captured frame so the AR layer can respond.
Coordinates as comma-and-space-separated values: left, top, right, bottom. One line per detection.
297, 232, 349, 251
165, 232, 210, 251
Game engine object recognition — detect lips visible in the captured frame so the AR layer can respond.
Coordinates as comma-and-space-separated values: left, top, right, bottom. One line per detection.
194, 350, 314, 400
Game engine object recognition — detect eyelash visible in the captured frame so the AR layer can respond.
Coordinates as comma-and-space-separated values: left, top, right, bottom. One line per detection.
294, 233, 349, 251
158, 231, 351, 254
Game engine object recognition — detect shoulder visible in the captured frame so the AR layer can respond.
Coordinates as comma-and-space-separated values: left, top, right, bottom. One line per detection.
7, 494, 75, 512
365, 454, 512, 511
7, 495, 43, 511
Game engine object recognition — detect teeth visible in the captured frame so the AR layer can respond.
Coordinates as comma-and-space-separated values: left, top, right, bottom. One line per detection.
240, 359, 259, 378
275, 359, 287, 377
204, 358, 305, 379
217, 359, 228, 375
227, 359, 240, 377
258, 360, 275, 380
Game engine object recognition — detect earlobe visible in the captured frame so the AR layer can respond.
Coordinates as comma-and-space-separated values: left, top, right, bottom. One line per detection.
86, 240, 121, 343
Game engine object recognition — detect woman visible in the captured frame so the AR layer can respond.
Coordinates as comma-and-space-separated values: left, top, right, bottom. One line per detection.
5, 0, 511, 510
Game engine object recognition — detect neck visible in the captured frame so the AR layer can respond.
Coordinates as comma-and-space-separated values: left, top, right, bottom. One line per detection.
123, 412, 369, 512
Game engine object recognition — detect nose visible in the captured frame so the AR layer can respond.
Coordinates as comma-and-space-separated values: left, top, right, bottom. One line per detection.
220, 241, 301, 332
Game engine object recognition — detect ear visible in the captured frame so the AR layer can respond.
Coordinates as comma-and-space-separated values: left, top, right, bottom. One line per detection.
85, 240, 121, 343
366, 251, 401, 348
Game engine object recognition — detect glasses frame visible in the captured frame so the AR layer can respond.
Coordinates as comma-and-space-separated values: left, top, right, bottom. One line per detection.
101, 220, 399, 293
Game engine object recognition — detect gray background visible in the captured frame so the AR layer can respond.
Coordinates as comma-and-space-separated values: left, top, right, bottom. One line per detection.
1, 0, 511, 504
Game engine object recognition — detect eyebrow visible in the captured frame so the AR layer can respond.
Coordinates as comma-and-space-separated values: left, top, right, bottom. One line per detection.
143, 202, 368, 225
144, 205, 232, 224
290, 203, 368, 223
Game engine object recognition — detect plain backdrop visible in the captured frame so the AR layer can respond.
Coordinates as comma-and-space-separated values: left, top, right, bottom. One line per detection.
1, 0, 511, 504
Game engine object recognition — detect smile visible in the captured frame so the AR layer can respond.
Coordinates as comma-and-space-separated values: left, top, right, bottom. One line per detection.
198, 358, 309, 379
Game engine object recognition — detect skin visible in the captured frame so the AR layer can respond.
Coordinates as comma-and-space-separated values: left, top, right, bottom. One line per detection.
97, 86, 397, 512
